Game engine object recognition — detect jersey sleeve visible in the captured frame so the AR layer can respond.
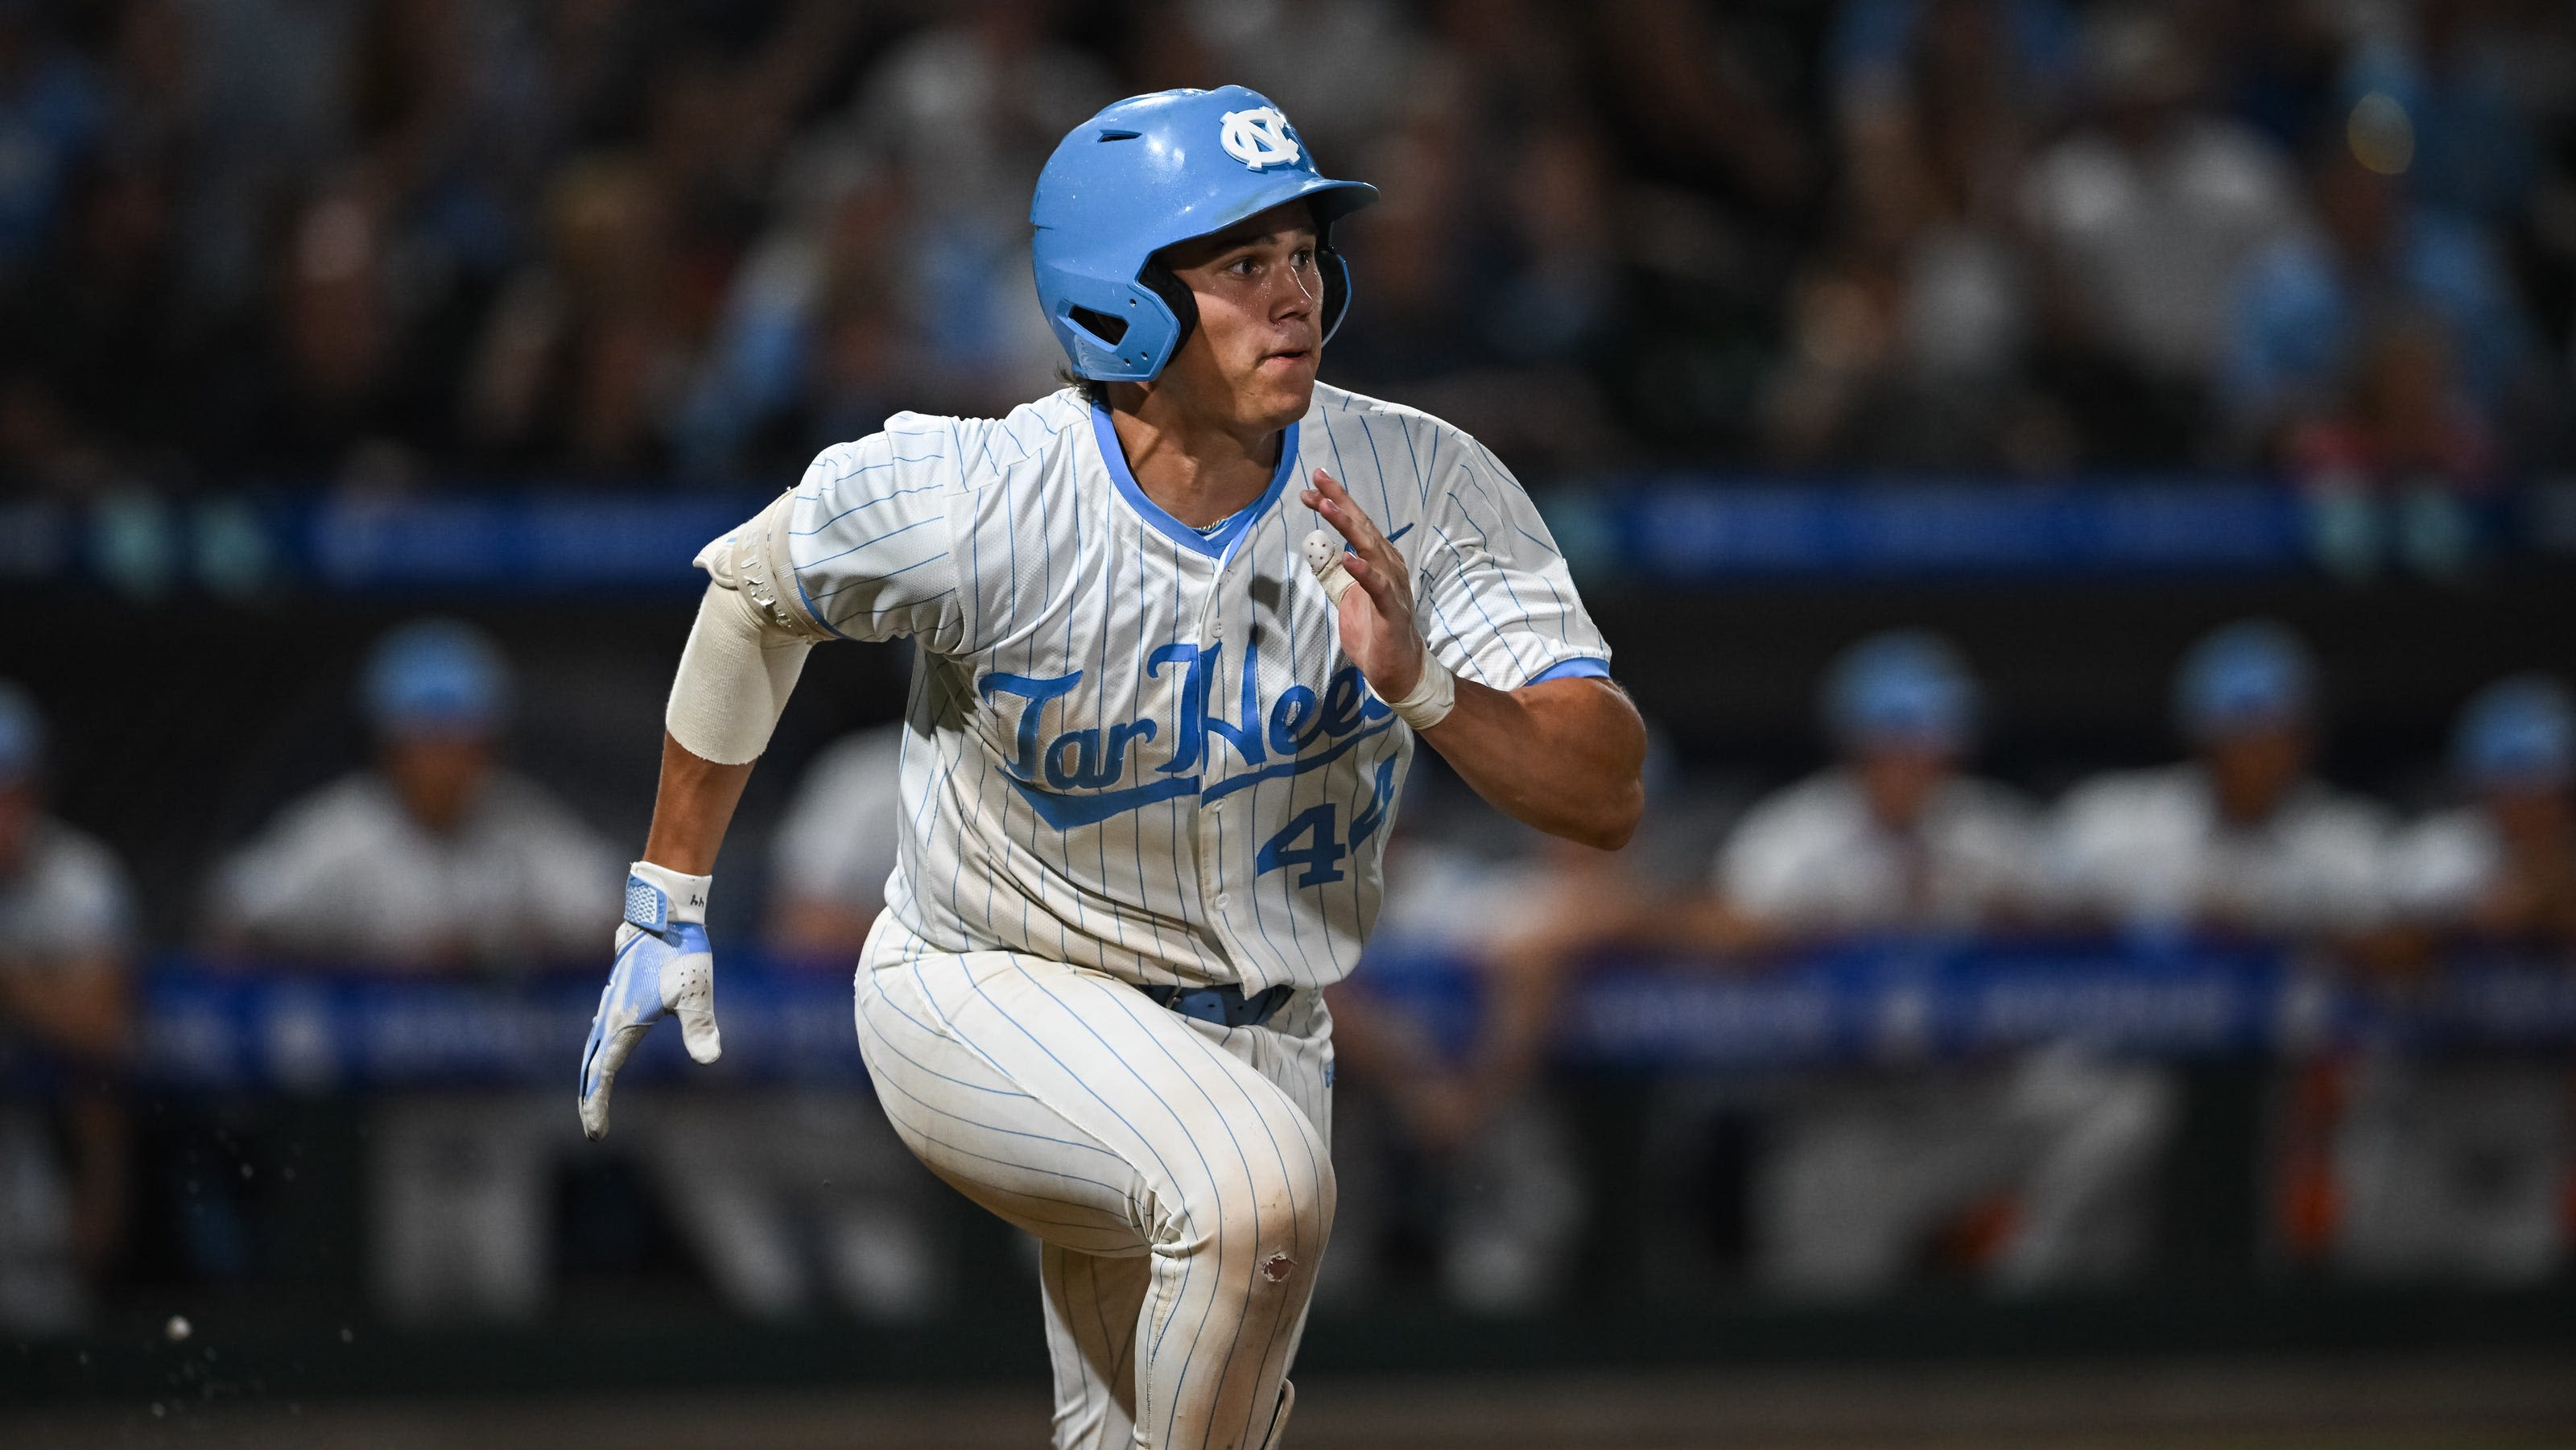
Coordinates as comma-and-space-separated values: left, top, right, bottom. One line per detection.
778, 428, 968, 650
1415, 435, 1612, 690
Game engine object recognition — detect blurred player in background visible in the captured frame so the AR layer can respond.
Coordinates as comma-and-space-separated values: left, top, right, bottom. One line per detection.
767, 719, 906, 960
2054, 619, 2397, 1291
1678, 633, 2169, 1295
2050, 619, 2393, 940
576, 85, 1644, 1449
208, 619, 617, 966
2390, 675, 2576, 949
0, 683, 135, 1334
208, 622, 615, 1323
2328, 675, 2576, 1284
1714, 632, 2040, 942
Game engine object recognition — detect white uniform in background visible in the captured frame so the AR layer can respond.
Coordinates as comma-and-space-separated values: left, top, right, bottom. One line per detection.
759, 382, 1606, 1448
770, 722, 908, 923
1710, 768, 2175, 1295
2047, 764, 2393, 934
0, 820, 133, 1333
1718, 770, 2041, 932
0, 824, 130, 964
210, 773, 618, 965
2384, 808, 2511, 925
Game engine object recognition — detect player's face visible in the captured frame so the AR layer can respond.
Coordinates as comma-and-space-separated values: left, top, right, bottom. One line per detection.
381, 732, 495, 834
1157, 200, 1324, 432
1854, 743, 1953, 831
2205, 725, 2306, 824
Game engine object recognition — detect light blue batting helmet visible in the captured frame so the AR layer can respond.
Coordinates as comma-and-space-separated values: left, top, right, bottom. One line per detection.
2176, 619, 2315, 740
363, 619, 511, 737
2454, 673, 2574, 788
1824, 630, 1979, 751
1030, 85, 1378, 382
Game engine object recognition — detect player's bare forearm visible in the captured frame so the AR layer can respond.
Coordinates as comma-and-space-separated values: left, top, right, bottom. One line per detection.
1302, 465, 1643, 847
640, 731, 757, 874
1422, 675, 1645, 849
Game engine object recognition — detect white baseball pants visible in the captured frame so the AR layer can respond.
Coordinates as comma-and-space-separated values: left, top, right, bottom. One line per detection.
855, 944, 1333, 1449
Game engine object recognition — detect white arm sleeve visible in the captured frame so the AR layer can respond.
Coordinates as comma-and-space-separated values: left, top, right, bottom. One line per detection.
665, 490, 828, 765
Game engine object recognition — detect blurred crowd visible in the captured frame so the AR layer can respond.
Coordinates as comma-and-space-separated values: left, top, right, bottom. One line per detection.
1, 0, 2572, 510
3, 610, 2571, 1327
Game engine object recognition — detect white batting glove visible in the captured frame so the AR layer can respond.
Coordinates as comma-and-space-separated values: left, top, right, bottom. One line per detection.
578, 861, 720, 1141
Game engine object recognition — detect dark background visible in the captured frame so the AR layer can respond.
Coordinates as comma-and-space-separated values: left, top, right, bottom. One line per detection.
2, 1, 2574, 1445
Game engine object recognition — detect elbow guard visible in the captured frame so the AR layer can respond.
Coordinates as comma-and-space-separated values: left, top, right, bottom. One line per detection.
664, 492, 826, 764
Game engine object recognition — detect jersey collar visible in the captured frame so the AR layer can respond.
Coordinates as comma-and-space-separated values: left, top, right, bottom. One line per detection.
1091, 401, 1298, 564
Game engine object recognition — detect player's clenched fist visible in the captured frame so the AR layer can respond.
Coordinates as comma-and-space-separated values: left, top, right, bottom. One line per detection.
577, 861, 721, 1140
1302, 467, 1456, 731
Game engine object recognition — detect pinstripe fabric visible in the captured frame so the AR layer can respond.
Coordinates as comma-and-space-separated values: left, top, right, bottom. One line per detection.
773, 382, 1611, 994
855, 930, 1331, 1450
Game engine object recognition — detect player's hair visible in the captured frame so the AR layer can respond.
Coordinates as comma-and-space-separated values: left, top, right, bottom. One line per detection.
1059, 367, 1110, 407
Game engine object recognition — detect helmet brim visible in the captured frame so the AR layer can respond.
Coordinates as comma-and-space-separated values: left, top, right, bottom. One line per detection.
1154, 175, 1379, 258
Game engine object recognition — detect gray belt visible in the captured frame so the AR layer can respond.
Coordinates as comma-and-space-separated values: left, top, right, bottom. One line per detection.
1138, 981, 1294, 1030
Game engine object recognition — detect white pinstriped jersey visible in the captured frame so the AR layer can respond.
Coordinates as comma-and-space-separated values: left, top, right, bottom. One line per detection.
754, 382, 1611, 993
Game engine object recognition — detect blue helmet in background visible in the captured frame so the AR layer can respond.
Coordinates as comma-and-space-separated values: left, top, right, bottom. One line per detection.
1825, 630, 1979, 753
2175, 619, 2315, 741
1031, 86, 1378, 382
363, 619, 511, 738
2454, 673, 2574, 789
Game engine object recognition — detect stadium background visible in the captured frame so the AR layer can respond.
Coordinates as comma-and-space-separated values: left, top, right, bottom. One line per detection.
2, 0, 2574, 1444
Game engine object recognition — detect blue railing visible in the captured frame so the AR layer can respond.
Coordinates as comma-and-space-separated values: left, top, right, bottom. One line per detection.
0, 477, 2376, 597
1595, 477, 2311, 577
47, 940, 2574, 1093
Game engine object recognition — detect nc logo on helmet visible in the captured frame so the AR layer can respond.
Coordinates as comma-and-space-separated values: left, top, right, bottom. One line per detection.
1218, 107, 1301, 171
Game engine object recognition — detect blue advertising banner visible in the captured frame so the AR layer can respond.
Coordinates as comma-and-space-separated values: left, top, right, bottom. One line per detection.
77, 941, 2575, 1093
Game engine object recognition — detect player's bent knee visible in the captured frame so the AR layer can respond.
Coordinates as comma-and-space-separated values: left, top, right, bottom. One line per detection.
1195, 1148, 1334, 1295
1155, 1130, 1332, 1280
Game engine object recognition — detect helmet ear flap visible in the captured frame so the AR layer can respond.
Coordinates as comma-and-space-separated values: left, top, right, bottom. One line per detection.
1317, 225, 1352, 345
1139, 259, 1199, 357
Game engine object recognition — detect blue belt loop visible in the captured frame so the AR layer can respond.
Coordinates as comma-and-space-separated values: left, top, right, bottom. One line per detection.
1139, 981, 1293, 1030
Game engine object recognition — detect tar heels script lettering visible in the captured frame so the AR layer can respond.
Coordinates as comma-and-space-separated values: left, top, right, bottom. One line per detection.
980, 639, 1392, 830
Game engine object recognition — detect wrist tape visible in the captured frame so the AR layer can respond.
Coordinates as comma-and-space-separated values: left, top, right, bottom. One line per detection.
1385, 651, 1456, 731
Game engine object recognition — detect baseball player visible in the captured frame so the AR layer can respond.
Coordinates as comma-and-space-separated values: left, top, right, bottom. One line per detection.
576, 86, 1645, 1450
